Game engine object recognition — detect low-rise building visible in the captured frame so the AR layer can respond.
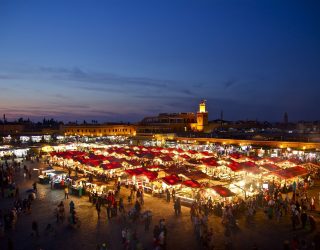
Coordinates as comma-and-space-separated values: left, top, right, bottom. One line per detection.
62, 123, 136, 137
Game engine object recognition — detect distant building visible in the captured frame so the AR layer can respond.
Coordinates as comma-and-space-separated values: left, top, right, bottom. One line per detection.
195, 100, 208, 131
62, 123, 137, 137
137, 100, 210, 135
0, 122, 25, 136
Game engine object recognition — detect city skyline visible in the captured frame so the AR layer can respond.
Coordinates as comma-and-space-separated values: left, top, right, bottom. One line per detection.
0, 0, 320, 122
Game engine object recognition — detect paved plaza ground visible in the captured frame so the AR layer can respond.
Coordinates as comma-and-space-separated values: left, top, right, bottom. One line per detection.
1, 160, 320, 250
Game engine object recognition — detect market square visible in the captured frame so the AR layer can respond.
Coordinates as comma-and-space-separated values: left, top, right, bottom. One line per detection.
1, 141, 320, 249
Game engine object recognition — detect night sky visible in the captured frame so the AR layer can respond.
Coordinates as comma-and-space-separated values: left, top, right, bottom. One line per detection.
0, 0, 319, 123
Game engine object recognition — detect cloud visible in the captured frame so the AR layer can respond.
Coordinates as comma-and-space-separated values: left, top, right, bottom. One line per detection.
37, 66, 200, 97
0, 74, 14, 80
1, 64, 198, 100
39, 66, 168, 88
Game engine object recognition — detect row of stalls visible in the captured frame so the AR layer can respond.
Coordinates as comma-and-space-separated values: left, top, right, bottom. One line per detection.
43, 144, 315, 205
0, 145, 30, 160
38, 166, 71, 188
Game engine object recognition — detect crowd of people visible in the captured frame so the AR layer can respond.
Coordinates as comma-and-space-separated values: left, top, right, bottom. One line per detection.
2, 153, 320, 250
0, 157, 38, 249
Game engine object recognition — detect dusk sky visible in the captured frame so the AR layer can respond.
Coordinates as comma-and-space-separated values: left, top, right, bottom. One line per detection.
0, 0, 319, 123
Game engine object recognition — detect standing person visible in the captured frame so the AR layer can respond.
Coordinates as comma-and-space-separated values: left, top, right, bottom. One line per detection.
119, 198, 124, 213
174, 200, 179, 216
32, 182, 37, 193
64, 187, 69, 199
311, 197, 315, 210
166, 189, 170, 203
58, 201, 65, 223
69, 201, 75, 214
96, 199, 101, 219
68, 167, 71, 178
177, 198, 181, 215
135, 200, 141, 215
121, 228, 127, 244
300, 210, 307, 229
106, 202, 112, 220
158, 230, 165, 249
113, 200, 118, 217
136, 189, 141, 201
172, 188, 176, 202
15, 186, 19, 198
144, 212, 152, 231
140, 191, 144, 205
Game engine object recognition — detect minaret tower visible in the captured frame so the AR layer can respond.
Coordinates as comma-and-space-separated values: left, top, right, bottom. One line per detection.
196, 100, 208, 131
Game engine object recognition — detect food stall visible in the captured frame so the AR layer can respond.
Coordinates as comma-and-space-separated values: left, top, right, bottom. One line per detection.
123, 168, 158, 193
175, 179, 201, 205
38, 166, 55, 184
47, 170, 69, 189
70, 178, 88, 197
204, 185, 235, 204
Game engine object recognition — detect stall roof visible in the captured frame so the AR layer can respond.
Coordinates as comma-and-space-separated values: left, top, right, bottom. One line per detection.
227, 160, 261, 174
227, 161, 244, 172
101, 162, 122, 170
182, 179, 201, 188
188, 150, 198, 155
174, 148, 185, 153
160, 156, 174, 162
162, 174, 181, 186
211, 185, 235, 197
125, 168, 158, 181
201, 151, 211, 156
246, 155, 261, 162
164, 167, 188, 176
202, 157, 218, 167
261, 164, 281, 172
182, 170, 209, 181
266, 157, 283, 163
145, 165, 164, 170
271, 166, 308, 179
286, 158, 301, 165
187, 158, 202, 165
127, 159, 141, 166
240, 161, 262, 174
179, 154, 191, 160
229, 152, 243, 160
